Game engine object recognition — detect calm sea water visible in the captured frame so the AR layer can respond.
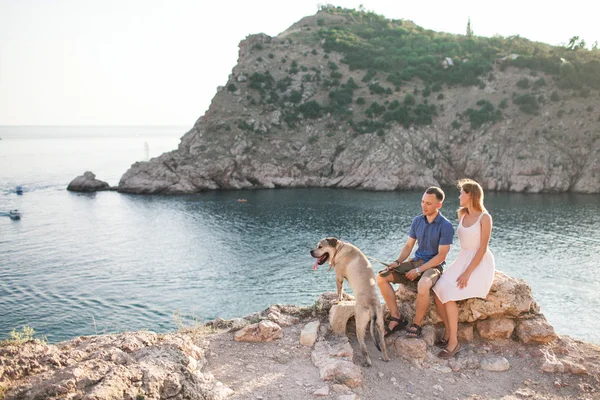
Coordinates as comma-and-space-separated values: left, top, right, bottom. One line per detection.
1, 126, 599, 344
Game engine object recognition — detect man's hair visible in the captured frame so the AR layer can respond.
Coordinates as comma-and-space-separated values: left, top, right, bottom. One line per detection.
425, 186, 445, 202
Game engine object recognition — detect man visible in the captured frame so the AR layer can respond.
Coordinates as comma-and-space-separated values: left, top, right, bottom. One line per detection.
376, 187, 454, 338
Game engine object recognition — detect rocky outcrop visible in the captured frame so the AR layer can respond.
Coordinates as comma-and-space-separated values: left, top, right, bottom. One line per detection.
0, 331, 232, 400
67, 171, 115, 192
233, 320, 282, 342
116, 11, 600, 194
1, 281, 599, 399
394, 270, 557, 344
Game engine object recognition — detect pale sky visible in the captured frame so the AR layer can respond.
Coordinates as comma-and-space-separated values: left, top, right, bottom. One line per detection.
0, 0, 597, 126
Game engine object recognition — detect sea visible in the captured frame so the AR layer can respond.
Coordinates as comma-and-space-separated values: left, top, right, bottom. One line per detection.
1, 126, 599, 344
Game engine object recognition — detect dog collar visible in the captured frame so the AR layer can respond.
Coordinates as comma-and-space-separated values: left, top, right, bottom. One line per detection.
328, 242, 345, 271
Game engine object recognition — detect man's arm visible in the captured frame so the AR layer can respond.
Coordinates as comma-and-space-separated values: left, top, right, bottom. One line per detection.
404, 244, 450, 281
420, 244, 450, 271
386, 237, 416, 270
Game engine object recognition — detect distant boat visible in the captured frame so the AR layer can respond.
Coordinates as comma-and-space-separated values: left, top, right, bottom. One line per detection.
0, 210, 21, 220
237, 199, 248, 203
16, 186, 23, 195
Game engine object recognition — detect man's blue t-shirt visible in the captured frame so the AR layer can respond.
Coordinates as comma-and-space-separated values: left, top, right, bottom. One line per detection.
408, 212, 454, 265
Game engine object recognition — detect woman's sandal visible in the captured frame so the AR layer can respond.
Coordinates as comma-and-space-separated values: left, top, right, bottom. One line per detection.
437, 342, 462, 359
384, 317, 408, 337
405, 323, 422, 338
434, 338, 449, 348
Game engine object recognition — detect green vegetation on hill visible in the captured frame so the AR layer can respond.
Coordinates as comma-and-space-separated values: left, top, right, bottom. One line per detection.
238, 6, 599, 134
316, 7, 600, 90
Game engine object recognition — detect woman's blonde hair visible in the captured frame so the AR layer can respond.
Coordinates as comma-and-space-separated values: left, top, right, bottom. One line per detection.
457, 178, 487, 219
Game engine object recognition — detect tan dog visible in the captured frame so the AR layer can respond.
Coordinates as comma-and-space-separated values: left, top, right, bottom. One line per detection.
310, 237, 390, 366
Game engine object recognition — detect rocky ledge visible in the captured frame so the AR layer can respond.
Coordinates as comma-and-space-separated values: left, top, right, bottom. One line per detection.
1, 272, 599, 400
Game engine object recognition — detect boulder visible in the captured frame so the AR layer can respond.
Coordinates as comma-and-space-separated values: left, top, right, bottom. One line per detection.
67, 171, 113, 192
477, 318, 515, 340
458, 323, 474, 342
316, 292, 354, 314
392, 337, 427, 360
311, 338, 362, 388
516, 316, 557, 343
329, 301, 356, 335
392, 271, 545, 344
480, 356, 510, 372
300, 321, 320, 346
234, 320, 282, 342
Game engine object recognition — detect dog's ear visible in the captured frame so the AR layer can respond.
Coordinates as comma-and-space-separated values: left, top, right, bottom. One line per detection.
325, 237, 339, 247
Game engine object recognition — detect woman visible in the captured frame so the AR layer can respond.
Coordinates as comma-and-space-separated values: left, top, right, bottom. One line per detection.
432, 179, 495, 359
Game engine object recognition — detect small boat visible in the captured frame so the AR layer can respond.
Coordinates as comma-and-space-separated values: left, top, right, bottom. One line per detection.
237, 199, 248, 203
16, 186, 23, 195
0, 209, 21, 220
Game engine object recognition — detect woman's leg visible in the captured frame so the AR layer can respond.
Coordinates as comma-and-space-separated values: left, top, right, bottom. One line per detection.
444, 300, 459, 350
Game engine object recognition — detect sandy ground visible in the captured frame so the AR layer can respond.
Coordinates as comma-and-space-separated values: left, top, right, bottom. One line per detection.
205, 323, 600, 400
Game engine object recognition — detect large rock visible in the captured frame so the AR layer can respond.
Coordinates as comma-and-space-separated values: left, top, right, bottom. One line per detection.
516, 316, 557, 343
480, 356, 510, 372
392, 271, 546, 344
392, 337, 427, 360
300, 321, 320, 346
234, 320, 282, 342
0, 331, 233, 400
329, 301, 356, 335
67, 171, 113, 192
458, 323, 474, 342
311, 338, 362, 388
477, 318, 515, 340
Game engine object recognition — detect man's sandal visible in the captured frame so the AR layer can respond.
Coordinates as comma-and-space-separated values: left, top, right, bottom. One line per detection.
405, 323, 422, 338
384, 317, 408, 338
437, 342, 462, 359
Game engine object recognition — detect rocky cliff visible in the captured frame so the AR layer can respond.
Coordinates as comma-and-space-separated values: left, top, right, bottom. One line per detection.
118, 8, 600, 194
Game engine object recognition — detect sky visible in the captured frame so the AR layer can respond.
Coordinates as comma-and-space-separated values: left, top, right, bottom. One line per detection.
0, 0, 597, 127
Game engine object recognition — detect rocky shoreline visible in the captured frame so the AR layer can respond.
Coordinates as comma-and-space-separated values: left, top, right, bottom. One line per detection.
1, 272, 599, 400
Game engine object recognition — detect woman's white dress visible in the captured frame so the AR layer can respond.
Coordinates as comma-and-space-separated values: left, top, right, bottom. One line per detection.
433, 213, 495, 303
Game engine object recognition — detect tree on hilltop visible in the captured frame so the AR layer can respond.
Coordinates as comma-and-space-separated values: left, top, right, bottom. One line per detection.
466, 17, 473, 37
566, 36, 586, 50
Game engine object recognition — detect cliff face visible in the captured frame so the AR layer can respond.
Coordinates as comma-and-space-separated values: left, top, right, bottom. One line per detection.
118, 10, 600, 194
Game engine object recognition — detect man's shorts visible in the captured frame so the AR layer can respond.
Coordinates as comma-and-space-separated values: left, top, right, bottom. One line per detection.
379, 259, 443, 286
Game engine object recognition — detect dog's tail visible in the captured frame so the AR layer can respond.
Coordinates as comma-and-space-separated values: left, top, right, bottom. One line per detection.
370, 309, 383, 352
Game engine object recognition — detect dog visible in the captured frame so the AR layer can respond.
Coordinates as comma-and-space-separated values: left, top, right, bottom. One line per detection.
310, 237, 389, 366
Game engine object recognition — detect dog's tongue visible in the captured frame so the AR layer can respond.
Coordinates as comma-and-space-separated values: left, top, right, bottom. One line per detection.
312, 259, 319, 271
